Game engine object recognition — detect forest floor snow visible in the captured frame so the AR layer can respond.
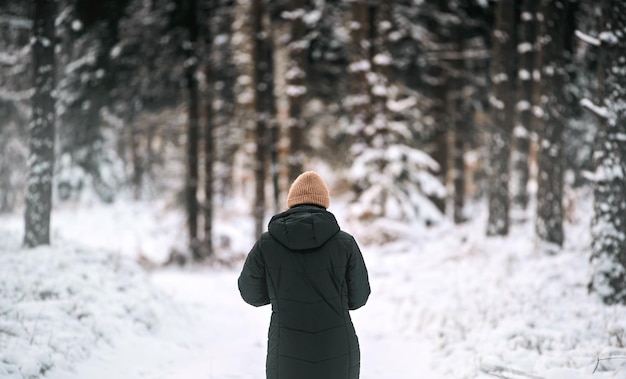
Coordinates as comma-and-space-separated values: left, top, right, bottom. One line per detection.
1, 196, 626, 379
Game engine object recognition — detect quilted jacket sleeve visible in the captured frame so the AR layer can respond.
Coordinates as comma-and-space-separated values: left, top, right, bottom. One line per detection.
238, 239, 270, 307
346, 236, 371, 310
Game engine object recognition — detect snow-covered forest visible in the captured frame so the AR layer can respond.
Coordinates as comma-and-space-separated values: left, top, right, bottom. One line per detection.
1, 0, 626, 378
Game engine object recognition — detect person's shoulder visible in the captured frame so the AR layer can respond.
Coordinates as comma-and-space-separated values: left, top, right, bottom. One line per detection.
334, 230, 357, 243
258, 231, 277, 245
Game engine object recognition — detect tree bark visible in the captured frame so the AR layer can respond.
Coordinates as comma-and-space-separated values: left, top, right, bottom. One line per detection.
513, 0, 539, 210
213, 0, 238, 205
450, 15, 467, 224
24, 0, 56, 248
427, 0, 451, 215
535, 0, 568, 249
348, 0, 371, 153
486, 0, 516, 236
203, 0, 217, 260
252, 0, 273, 237
371, 0, 391, 133
184, 0, 201, 257
589, 0, 626, 304
286, 0, 308, 183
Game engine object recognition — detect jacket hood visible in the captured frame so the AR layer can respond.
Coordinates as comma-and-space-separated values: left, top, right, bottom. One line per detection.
268, 205, 340, 251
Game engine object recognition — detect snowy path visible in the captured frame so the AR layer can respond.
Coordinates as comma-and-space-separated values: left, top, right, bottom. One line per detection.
46, 268, 441, 379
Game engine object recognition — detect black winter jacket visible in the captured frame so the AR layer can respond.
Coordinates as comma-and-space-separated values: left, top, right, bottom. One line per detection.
238, 205, 371, 379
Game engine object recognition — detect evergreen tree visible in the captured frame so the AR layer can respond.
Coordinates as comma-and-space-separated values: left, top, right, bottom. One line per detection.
589, 0, 626, 304
56, 0, 131, 203
347, 1, 445, 242
0, 2, 30, 213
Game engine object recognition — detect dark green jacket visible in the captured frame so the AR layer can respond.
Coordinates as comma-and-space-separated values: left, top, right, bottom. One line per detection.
238, 205, 371, 379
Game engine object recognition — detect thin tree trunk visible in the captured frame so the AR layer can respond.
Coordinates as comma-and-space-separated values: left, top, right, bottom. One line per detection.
513, 0, 539, 210
535, 0, 568, 249
286, 0, 308, 183
185, 0, 200, 257
131, 121, 143, 200
203, 0, 216, 260
486, 0, 516, 236
214, 0, 237, 205
450, 17, 467, 224
348, 0, 371, 153
426, 0, 450, 214
371, 0, 391, 131
24, 0, 56, 248
252, 0, 270, 237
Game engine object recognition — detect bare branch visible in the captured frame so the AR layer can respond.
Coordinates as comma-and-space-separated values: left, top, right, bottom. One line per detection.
481, 364, 545, 379
593, 356, 626, 374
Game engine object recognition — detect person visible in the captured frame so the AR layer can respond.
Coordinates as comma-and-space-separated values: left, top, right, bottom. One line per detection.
238, 171, 371, 379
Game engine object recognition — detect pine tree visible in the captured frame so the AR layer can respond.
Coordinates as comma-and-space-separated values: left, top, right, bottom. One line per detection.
347, 1, 445, 242
0, 3, 30, 213
589, 0, 626, 304
24, 0, 56, 247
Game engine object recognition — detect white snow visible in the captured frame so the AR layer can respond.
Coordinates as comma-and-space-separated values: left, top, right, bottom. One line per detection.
575, 30, 601, 47
1, 191, 626, 379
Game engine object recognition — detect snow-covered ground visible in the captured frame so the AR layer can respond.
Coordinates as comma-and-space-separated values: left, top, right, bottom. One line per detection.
1, 193, 626, 379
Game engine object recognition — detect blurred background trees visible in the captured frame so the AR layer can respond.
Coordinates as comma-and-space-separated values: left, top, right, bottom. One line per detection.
1, 0, 625, 302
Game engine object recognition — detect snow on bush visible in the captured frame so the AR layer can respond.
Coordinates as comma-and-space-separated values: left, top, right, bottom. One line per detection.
0, 244, 173, 379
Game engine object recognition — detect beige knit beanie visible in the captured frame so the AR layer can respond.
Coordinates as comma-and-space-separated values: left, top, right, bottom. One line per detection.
286, 171, 330, 209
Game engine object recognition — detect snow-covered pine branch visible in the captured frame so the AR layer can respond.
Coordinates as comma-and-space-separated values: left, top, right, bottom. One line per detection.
575, 30, 601, 46
580, 98, 608, 118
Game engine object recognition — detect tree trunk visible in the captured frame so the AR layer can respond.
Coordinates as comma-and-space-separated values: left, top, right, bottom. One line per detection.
535, 0, 568, 249
252, 0, 272, 237
184, 0, 201, 257
486, 0, 516, 236
348, 0, 371, 154
512, 0, 539, 210
203, 0, 217, 260
450, 16, 467, 224
371, 0, 391, 133
589, 0, 626, 304
427, 0, 453, 215
24, 0, 56, 248
131, 120, 143, 200
213, 0, 238, 205
286, 0, 308, 183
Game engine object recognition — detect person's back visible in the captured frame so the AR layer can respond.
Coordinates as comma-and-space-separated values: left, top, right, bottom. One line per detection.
238, 171, 371, 379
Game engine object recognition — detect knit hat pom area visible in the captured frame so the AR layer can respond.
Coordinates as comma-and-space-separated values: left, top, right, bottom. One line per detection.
286, 171, 330, 209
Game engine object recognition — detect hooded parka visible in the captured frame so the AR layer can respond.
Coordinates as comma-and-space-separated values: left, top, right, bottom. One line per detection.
238, 205, 371, 379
